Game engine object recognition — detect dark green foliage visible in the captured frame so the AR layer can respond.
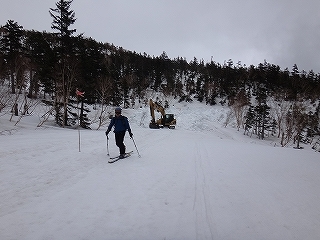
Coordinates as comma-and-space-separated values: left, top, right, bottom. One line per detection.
24, 30, 57, 97
78, 100, 91, 129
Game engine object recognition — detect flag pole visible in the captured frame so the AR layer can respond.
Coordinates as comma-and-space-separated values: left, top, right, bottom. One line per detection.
78, 98, 81, 152
76, 88, 85, 152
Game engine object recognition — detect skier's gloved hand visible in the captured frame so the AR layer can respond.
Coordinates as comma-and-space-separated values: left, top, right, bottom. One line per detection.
105, 130, 110, 136
129, 132, 133, 138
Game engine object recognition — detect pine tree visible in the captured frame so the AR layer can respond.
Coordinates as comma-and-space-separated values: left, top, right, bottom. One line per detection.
49, 0, 77, 127
244, 105, 255, 136
253, 84, 272, 139
0, 20, 24, 94
254, 103, 271, 140
292, 103, 307, 149
50, 0, 76, 49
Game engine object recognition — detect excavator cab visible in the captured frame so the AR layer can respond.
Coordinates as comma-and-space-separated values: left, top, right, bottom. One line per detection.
162, 114, 175, 128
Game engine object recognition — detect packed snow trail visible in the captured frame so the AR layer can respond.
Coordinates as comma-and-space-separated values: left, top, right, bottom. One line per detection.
1, 123, 320, 239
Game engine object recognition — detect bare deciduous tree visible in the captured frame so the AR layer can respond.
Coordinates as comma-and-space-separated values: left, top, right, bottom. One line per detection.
230, 89, 250, 130
91, 76, 112, 130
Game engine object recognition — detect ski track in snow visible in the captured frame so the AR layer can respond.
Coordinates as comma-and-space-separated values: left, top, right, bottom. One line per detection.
193, 143, 215, 240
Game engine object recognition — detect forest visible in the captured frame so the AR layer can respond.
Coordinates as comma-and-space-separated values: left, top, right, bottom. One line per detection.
1, 0, 320, 149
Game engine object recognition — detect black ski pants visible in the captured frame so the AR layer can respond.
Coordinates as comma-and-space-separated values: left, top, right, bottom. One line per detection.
115, 131, 126, 154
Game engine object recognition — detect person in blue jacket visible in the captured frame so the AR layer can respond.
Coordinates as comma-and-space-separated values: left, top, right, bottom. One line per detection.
105, 107, 133, 158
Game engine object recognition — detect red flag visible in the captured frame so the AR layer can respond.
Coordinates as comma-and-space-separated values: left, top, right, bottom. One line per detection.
76, 88, 85, 97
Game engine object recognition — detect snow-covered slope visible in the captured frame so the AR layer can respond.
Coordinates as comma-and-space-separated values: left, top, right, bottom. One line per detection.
1, 101, 320, 240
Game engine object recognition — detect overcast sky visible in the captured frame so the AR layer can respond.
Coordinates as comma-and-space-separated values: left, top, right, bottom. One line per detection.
1, 0, 320, 72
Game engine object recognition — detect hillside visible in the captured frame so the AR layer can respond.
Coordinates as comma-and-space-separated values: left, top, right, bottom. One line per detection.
1, 101, 320, 239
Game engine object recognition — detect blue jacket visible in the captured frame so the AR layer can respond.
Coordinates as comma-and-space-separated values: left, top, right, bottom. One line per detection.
107, 115, 131, 133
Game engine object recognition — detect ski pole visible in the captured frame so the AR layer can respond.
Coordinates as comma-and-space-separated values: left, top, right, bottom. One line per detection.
131, 137, 141, 158
106, 135, 110, 156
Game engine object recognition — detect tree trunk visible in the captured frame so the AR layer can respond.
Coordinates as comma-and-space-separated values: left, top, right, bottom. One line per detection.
10, 71, 15, 94
14, 103, 18, 116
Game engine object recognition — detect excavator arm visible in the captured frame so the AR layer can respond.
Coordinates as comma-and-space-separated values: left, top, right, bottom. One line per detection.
149, 99, 156, 124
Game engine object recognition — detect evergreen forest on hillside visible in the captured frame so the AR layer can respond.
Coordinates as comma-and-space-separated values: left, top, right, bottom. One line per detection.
1, 0, 320, 149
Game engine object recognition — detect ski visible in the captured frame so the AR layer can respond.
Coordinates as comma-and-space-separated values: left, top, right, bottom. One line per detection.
108, 151, 133, 163
109, 151, 133, 159
108, 153, 132, 163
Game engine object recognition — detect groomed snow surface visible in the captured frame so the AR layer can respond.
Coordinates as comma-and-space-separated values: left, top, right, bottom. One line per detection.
1, 101, 320, 240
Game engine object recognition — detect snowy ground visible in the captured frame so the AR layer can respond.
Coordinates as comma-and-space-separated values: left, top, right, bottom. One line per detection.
1, 101, 320, 240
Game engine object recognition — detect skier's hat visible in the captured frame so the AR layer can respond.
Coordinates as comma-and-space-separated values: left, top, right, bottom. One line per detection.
115, 107, 122, 113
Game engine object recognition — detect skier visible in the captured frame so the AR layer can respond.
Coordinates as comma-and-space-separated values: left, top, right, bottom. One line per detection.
105, 107, 133, 159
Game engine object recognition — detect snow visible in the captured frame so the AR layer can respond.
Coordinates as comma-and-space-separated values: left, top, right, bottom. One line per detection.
1, 101, 320, 240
